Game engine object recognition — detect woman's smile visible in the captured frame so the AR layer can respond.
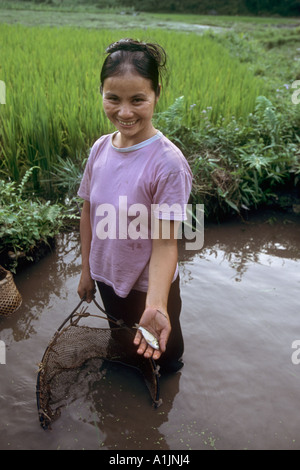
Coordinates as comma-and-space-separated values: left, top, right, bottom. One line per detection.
117, 119, 138, 127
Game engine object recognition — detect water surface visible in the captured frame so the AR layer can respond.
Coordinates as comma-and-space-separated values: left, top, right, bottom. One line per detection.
0, 211, 299, 450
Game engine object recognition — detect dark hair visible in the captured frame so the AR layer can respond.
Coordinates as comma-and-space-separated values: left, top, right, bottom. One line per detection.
100, 38, 167, 97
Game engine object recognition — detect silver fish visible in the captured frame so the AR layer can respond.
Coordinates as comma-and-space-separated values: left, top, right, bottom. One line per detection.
134, 324, 160, 350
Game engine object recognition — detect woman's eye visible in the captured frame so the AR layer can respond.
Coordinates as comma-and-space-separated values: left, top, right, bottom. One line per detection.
105, 96, 118, 102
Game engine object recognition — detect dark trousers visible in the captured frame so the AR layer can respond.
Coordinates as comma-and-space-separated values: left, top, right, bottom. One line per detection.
96, 275, 184, 373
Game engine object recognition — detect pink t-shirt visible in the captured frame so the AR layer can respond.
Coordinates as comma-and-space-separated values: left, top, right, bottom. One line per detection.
78, 131, 192, 297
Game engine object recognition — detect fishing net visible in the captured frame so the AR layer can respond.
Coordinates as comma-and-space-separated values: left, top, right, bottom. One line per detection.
36, 298, 161, 430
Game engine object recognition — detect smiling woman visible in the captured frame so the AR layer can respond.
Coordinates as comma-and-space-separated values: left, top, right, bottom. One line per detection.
77, 38, 193, 374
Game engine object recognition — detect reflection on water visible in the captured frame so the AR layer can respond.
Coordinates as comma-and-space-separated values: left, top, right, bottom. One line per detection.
57, 360, 181, 450
0, 233, 81, 344
0, 211, 300, 450
179, 211, 300, 282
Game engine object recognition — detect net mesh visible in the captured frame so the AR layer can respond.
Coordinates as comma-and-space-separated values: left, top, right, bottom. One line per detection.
36, 299, 161, 430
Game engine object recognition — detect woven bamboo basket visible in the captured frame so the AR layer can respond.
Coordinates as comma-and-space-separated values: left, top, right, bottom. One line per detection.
0, 265, 22, 316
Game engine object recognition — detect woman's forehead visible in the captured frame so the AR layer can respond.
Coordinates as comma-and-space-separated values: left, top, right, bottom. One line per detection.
102, 71, 154, 95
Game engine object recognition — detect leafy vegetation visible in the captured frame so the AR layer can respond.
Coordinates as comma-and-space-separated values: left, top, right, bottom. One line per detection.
121, 0, 299, 16
157, 95, 300, 218
3, 0, 298, 16
0, 168, 78, 269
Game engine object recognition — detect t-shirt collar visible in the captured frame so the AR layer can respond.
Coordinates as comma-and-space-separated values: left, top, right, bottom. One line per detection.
111, 131, 162, 153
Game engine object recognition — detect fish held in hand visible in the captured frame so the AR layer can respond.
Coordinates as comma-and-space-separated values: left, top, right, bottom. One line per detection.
134, 324, 160, 350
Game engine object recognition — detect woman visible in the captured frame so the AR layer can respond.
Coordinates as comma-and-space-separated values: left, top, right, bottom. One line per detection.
77, 39, 192, 373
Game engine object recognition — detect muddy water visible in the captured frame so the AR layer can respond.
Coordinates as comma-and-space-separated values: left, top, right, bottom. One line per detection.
0, 211, 300, 450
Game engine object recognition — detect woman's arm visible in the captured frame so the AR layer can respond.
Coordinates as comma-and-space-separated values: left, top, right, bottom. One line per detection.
77, 200, 96, 303
134, 219, 180, 360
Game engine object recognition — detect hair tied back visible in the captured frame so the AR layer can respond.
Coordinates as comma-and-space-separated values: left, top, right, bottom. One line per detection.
100, 38, 168, 95
106, 38, 167, 70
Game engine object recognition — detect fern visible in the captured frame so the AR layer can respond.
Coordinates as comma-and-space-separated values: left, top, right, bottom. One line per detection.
153, 96, 185, 135
254, 96, 279, 144
255, 96, 274, 117
17, 166, 40, 197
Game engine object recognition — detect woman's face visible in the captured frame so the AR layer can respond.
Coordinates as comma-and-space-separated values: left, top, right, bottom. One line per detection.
102, 70, 160, 147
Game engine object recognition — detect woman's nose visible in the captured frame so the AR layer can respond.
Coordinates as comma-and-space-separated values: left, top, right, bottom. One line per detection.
118, 104, 134, 119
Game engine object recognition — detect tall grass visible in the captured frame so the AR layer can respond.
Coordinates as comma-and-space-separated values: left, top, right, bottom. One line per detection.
0, 23, 265, 191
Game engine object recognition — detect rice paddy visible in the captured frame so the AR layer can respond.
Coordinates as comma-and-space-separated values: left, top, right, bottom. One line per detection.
0, 23, 265, 185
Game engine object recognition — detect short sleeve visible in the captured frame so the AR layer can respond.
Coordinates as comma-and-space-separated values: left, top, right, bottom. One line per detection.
152, 170, 192, 221
77, 157, 92, 201
77, 136, 107, 201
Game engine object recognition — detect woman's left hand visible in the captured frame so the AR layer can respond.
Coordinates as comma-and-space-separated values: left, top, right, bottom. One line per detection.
133, 307, 171, 360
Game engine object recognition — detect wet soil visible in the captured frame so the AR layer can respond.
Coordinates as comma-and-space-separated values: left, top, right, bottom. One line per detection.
0, 210, 299, 450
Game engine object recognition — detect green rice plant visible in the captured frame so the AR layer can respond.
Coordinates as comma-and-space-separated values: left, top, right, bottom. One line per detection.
0, 23, 265, 194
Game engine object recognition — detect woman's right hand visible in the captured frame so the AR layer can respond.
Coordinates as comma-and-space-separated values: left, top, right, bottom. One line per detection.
77, 271, 96, 303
